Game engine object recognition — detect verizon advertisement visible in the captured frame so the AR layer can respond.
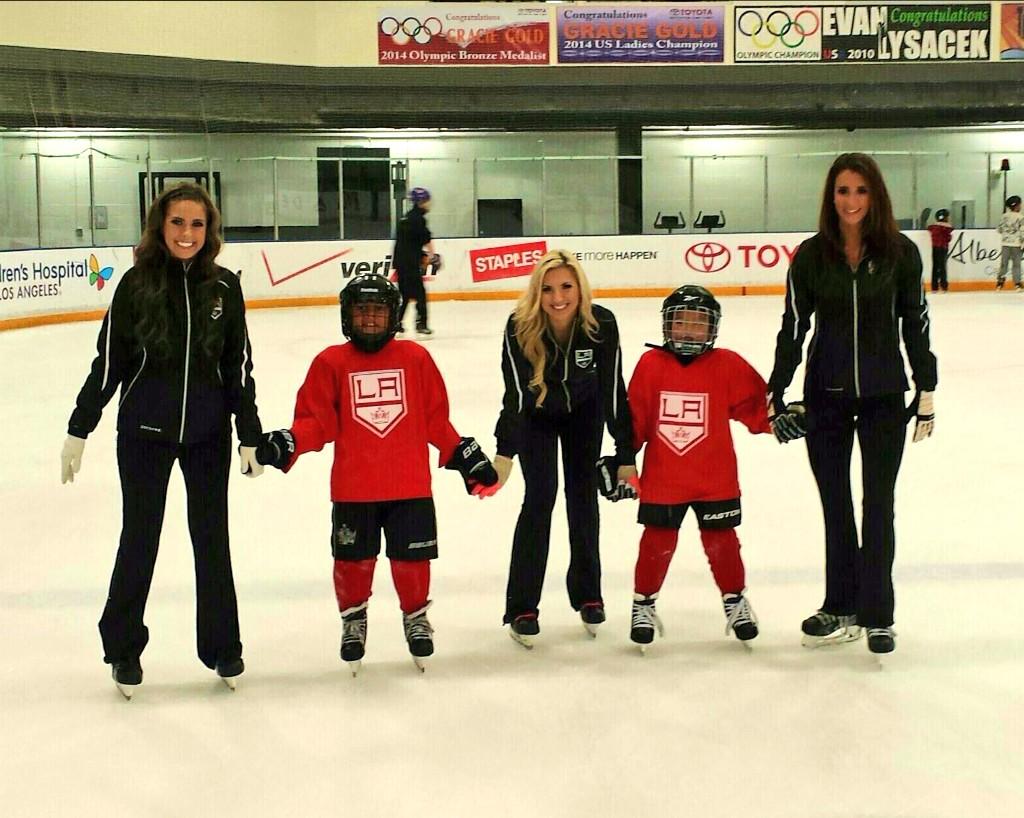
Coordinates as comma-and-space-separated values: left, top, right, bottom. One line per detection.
0, 230, 1001, 325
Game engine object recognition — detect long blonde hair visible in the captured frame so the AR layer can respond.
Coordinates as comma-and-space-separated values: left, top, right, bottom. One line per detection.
513, 249, 600, 407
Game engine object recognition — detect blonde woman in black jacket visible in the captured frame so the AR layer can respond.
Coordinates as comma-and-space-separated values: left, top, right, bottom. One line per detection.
768, 153, 937, 656
60, 184, 263, 697
491, 250, 635, 647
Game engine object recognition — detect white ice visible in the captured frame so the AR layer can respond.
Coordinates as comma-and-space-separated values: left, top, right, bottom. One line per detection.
2, 293, 1022, 818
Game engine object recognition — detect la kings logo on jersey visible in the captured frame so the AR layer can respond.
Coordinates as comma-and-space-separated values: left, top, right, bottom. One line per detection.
350, 369, 407, 438
657, 391, 708, 455
574, 349, 593, 369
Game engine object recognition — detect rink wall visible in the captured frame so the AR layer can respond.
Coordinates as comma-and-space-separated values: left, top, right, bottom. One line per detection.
0, 229, 1004, 331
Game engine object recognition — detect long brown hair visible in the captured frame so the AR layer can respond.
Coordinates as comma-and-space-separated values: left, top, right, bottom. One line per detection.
513, 249, 599, 407
133, 183, 225, 358
818, 153, 902, 263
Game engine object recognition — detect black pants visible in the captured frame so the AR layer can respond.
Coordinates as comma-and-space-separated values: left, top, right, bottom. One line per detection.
504, 407, 602, 623
931, 246, 948, 292
397, 270, 428, 330
99, 432, 241, 668
805, 393, 906, 628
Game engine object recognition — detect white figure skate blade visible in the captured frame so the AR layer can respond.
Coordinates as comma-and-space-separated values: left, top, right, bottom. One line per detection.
115, 681, 136, 700
413, 656, 428, 673
801, 627, 863, 649
509, 630, 534, 650
221, 676, 237, 691
346, 660, 362, 677
583, 622, 599, 638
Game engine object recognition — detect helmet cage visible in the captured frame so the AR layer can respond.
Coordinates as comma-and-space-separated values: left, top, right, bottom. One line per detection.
340, 275, 401, 352
662, 304, 719, 358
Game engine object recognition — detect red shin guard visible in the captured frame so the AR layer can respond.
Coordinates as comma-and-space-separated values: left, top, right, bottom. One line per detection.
634, 526, 679, 596
699, 528, 745, 594
334, 558, 376, 611
390, 559, 430, 614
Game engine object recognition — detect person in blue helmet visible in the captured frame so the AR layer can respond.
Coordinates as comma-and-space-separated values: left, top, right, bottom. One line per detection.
391, 186, 439, 336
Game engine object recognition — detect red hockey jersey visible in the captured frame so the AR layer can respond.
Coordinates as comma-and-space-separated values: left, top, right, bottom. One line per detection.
628, 347, 771, 505
284, 339, 462, 502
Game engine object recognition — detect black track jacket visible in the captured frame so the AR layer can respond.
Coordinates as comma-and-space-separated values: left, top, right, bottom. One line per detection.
392, 205, 431, 276
495, 304, 634, 464
768, 232, 937, 404
68, 263, 262, 446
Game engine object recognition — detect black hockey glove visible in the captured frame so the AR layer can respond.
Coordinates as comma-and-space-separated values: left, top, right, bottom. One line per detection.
770, 402, 808, 444
255, 429, 295, 470
428, 253, 442, 274
446, 437, 499, 496
596, 455, 639, 502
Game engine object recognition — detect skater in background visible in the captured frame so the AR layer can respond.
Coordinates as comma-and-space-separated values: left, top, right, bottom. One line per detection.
490, 249, 635, 647
926, 208, 953, 293
255, 274, 497, 674
611, 285, 770, 650
996, 194, 1023, 291
391, 186, 439, 335
767, 153, 937, 655
60, 183, 263, 697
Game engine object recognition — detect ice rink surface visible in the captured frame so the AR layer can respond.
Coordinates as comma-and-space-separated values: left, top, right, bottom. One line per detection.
2, 291, 1022, 818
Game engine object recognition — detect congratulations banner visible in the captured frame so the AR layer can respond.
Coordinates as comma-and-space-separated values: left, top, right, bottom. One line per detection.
735, 4, 992, 63
377, 4, 549, 65
1001, 3, 1024, 58
556, 4, 725, 63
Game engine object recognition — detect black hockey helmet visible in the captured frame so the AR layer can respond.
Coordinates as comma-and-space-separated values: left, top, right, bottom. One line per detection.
935, 209, 949, 221
662, 284, 721, 359
1007, 195, 1022, 210
340, 274, 402, 352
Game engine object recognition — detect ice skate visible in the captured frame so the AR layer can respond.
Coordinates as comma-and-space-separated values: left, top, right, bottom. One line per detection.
579, 602, 605, 637
800, 610, 862, 648
722, 591, 759, 645
215, 657, 244, 691
867, 627, 896, 667
402, 601, 434, 672
111, 658, 142, 700
415, 325, 434, 337
630, 593, 664, 654
340, 602, 368, 676
509, 613, 539, 649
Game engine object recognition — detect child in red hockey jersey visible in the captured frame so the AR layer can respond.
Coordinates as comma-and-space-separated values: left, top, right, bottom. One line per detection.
256, 274, 497, 673
600, 285, 771, 648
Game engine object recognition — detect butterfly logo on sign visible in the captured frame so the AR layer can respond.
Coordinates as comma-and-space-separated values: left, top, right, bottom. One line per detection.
88, 254, 114, 291
350, 369, 408, 438
657, 391, 708, 455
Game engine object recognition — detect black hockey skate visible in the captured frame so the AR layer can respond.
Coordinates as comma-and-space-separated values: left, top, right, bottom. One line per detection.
800, 610, 862, 648
111, 657, 143, 700
340, 602, 368, 676
579, 602, 606, 637
402, 602, 434, 672
866, 627, 896, 654
415, 325, 434, 337
509, 613, 539, 649
630, 593, 664, 653
215, 657, 244, 691
722, 591, 759, 643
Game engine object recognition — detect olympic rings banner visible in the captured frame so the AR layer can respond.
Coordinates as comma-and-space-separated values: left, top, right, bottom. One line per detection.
735, 4, 992, 62
377, 4, 549, 65
1001, 3, 1024, 58
556, 5, 725, 63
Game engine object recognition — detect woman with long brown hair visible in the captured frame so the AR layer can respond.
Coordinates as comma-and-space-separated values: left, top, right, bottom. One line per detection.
60, 183, 263, 697
767, 153, 937, 656
491, 250, 635, 647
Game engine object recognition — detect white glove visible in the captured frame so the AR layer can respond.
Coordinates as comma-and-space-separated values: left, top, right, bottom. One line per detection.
912, 391, 934, 443
493, 455, 514, 489
239, 446, 264, 478
61, 435, 85, 484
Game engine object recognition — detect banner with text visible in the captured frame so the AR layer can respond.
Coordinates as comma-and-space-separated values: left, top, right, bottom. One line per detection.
2, 230, 1005, 325
1000, 3, 1024, 58
377, 4, 549, 66
735, 4, 991, 63
556, 4, 725, 63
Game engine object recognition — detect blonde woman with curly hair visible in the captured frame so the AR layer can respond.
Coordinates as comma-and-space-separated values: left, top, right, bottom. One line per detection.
491, 250, 635, 647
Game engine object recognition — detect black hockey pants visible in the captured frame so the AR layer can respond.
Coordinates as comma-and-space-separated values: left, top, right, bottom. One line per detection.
99, 432, 241, 668
805, 393, 906, 628
397, 270, 428, 330
503, 405, 603, 623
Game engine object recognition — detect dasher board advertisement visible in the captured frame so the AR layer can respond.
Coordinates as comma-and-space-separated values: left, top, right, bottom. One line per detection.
734, 4, 991, 63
